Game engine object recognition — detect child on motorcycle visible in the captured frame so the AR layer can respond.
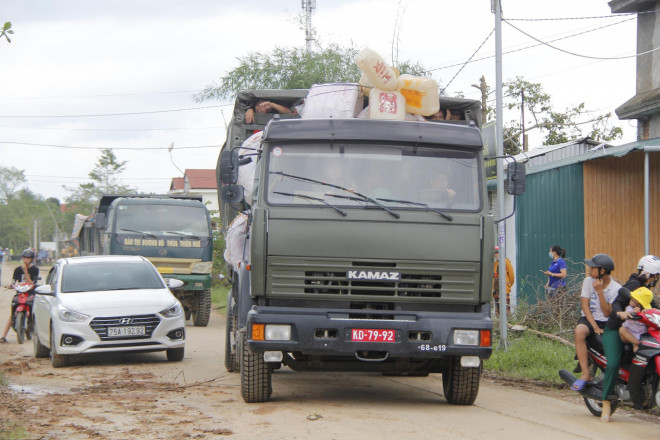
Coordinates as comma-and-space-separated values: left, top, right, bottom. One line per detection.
619, 287, 654, 352
600, 255, 660, 421
0, 249, 38, 343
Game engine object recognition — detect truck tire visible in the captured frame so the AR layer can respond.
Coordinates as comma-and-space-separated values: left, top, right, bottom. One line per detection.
33, 319, 49, 358
442, 356, 481, 405
239, 332, 272, 403
192, 289, 212, 327
224, 304, 239, 373
15, 312, 25, 344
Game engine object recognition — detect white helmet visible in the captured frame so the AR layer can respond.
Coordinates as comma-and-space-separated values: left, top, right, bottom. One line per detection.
637, 255, 660, 275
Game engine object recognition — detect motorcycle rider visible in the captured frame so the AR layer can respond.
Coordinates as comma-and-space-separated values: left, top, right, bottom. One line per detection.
0, 249, 39, 343
572, 254, 621, 392
600, 255, 660, 421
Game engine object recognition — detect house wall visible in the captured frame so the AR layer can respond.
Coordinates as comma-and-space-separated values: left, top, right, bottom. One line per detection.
515, 163, 585, 303
583, 151, 660, 279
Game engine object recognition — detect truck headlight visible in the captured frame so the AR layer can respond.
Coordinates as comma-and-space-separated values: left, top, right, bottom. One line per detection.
191, 261, 213, 274
58, 307, 89, 323
160, 302, 183, 318
265, 325, 291, 341
453, 330, 480, 346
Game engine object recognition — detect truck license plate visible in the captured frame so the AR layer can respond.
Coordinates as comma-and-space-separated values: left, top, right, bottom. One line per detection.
108, 326, 146, 337
351, 329, 395, 342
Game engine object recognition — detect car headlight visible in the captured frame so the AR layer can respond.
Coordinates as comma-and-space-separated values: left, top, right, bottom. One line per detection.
191, 261, 213, 274
58, 307, 90, 323
160, 302, 183, 318
453, 330, 480, 346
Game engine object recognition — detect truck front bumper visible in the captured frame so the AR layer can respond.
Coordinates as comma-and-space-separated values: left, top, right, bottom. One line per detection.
245, 306, 492, 359
162, 274, 211, 290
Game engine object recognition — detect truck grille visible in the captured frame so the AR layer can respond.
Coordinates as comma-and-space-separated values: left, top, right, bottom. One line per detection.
90, 314, 161, 341
269, 259, 478, 301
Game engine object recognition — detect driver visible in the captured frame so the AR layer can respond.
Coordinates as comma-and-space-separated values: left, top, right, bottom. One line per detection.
0, 249, 39, 343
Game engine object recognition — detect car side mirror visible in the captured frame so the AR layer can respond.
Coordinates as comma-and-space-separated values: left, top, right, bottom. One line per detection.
220, 150, 240, 184
35, 285, 54, 296
222, 184, 245, 204
506, 161, 526, 195
95, 213, 106, 229
166, 278, 184, 289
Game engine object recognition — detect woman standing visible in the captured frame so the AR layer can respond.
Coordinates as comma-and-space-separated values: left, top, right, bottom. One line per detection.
543, 245, 567, 296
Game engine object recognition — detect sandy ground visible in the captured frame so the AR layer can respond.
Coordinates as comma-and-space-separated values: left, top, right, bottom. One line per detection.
1, 261, 659, 440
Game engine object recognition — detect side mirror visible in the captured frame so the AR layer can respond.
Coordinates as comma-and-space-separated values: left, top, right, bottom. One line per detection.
35, 285, 54, 296
506, 161, 526, 196
222, 184, 245, 204
166, 278, 184, 289
220, 150, 239, 184
95, 213, 106, 229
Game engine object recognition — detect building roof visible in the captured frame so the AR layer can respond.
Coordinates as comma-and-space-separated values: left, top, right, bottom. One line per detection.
615, 87, 660, 120
609, 0, 656, 14
169, 169, 217, 191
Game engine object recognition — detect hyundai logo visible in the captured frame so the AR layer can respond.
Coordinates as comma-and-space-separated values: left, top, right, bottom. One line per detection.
119, 317, 133, 325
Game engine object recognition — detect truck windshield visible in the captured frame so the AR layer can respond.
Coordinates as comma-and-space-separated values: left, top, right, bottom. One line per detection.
266, 143, 481, 211
115, 204, 210, 236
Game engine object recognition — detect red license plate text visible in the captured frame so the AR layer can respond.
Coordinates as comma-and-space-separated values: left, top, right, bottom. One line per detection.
351, 329, 395, 342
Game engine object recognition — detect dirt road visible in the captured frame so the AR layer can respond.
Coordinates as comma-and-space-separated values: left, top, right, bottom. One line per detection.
1, 262, 659, 439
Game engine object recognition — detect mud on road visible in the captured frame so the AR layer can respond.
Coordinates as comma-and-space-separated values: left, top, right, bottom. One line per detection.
1, 263, 660, 440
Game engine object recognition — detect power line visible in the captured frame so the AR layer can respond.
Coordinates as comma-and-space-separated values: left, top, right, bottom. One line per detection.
505, 8, 660, 21
505, 19, 660, 60
0, 105, 224, 119
0, 126, 225, 132
0, 141, 221, 150
440, 28, 494, 95
0, 89, 206, 101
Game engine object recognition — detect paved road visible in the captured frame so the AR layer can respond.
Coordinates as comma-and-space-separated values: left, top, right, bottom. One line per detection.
1, 261, 659, 439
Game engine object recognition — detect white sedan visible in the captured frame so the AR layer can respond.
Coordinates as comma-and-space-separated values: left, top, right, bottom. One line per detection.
33, 255, 186, 368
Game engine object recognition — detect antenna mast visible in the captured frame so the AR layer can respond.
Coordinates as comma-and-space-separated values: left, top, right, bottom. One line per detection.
302, 0, 316, 52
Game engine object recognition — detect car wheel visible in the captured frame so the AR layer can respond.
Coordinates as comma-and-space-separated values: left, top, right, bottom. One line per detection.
15, 311, 25, 344
50, 325, 69, 368
33, 319, 50, 358
166, 347, 184, 362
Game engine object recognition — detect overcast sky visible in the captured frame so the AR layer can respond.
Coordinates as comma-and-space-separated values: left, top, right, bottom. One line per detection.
1, 0, 639, 202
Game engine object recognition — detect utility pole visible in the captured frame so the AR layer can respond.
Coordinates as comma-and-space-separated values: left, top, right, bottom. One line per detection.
302, 0, 316, 52
521, 88, 527, 151
471, 75, 489, 125
492, 0, 508, 350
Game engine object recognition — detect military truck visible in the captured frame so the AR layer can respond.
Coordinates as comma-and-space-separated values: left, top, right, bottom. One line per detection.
218, 89, 494, 404
76, 194, 214, 326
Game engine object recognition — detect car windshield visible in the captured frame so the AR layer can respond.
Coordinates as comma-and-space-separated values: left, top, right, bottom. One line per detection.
61, 262, 165, 293
115, 204, 209, 236
266, 143, 481, 212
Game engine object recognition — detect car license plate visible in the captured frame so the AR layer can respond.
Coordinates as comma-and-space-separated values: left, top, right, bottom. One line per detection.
108, 326, 146, 337
351, 329, 395, 342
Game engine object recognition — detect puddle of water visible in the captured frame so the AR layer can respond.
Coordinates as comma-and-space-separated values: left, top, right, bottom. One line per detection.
9, 383, 72, 397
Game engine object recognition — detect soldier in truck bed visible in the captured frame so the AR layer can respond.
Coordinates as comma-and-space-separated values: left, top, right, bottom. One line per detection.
244, 100, 292, 124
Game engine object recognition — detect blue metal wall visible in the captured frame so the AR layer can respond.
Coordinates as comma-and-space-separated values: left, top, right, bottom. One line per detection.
515, 163, 585, 303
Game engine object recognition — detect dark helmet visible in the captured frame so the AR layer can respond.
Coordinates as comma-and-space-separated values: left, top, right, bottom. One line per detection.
584, 253, 614, 272
21, 248, 35, 259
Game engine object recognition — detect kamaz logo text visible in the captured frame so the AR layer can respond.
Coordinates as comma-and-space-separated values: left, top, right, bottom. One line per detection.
346, 270, 401, 281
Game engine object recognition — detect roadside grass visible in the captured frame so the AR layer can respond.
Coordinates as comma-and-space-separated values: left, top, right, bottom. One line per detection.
211, 285, 230, 310
484, 332, 576, 385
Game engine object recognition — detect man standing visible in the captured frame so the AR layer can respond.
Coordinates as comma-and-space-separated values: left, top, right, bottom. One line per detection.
0, 249, 39, 343
493, 246, 515, 313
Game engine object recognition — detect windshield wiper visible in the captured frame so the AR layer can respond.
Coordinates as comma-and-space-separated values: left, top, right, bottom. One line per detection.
270, 171, 399, 219
273, 191, 346, 216
325, 194, 400, 219
376, 198, 453, 221
119, 228, 158, 239
166, 231, 203, 239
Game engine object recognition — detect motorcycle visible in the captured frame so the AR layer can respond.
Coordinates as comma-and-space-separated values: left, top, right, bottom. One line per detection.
559, 308, 660, 417
9, 282, 35, 344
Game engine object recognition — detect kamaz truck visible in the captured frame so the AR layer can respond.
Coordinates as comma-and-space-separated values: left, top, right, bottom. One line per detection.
218, 89, 494, 404
76, 194, 214, 326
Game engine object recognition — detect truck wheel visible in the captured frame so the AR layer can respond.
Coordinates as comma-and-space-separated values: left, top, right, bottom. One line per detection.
239, 332, 272, 403
15, 312, 25, 344
224, 305, 239, 373
185, 308, 192, 320
442, 356, 481, 405
33, 319, 50, 358
50, 326, 69, 368
192, 289, 212, 327
166, 347, 185, 362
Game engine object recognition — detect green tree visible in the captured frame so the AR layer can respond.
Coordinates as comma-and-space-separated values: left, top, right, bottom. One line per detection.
65, 148, 136, 212
195, 43, 430, 102
1, 22, 13, 43
0, 189, 61, 251
501, 77, 623, 150
0, 166, 27, 202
